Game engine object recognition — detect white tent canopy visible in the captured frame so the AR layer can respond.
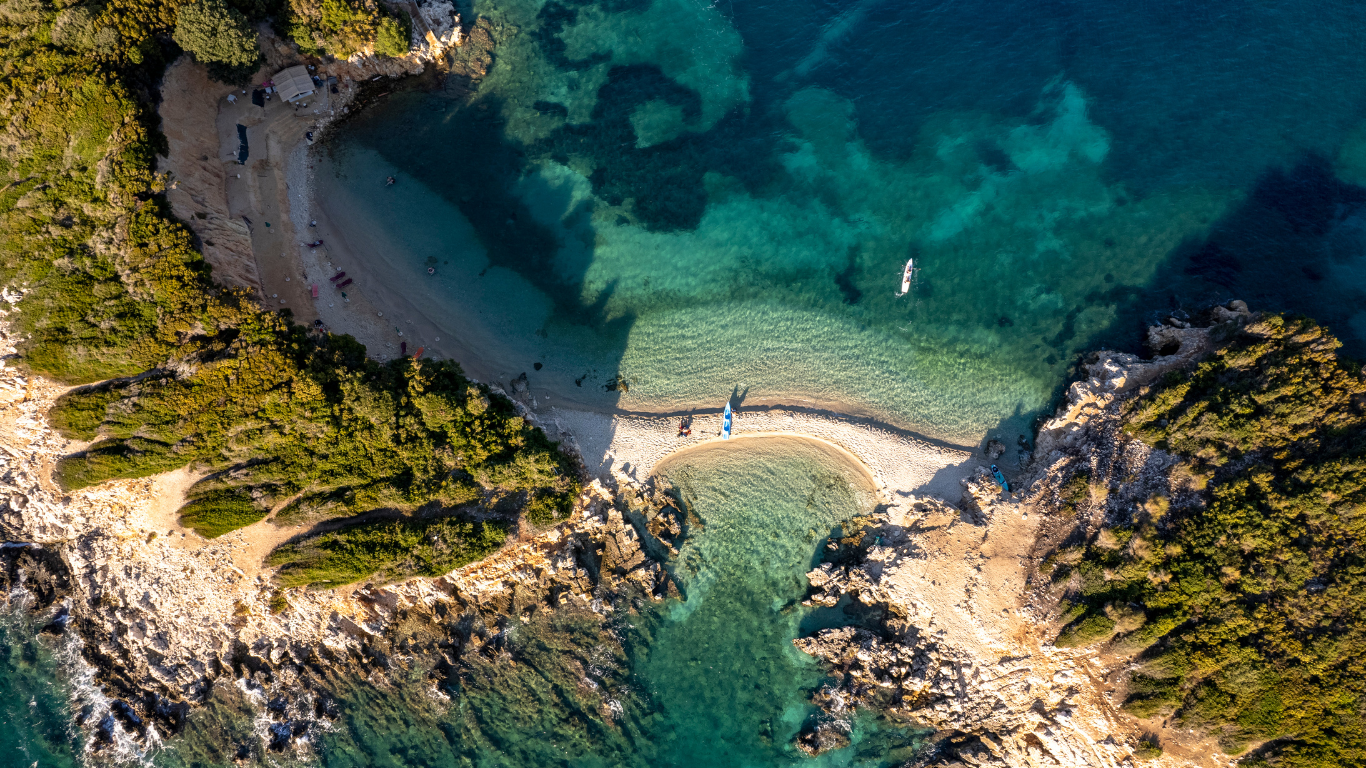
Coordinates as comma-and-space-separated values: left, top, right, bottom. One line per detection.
272, 65, 315, 103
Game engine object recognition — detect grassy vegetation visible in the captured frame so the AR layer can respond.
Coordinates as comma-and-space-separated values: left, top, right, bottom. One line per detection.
2, 0, 576, 588
1048, 316, 1366, 766
267, 515, 510, 588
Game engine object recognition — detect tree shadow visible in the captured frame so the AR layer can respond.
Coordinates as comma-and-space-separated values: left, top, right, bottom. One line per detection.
728, 384, 750, 410
1097, 154, 1366, 357
1020, 153, 1366, 445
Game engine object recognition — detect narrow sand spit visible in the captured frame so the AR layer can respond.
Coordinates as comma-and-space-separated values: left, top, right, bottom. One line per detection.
546, 406, 978, 505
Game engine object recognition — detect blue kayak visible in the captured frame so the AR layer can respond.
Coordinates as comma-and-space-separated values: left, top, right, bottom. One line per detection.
991, 464, 1009, 492
722, 401, 733, 440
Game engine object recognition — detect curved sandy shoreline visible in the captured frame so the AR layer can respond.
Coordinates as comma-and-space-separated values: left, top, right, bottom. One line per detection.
282, 109, 998, 449
271, 112, 986, 507
545, 405, 978, 511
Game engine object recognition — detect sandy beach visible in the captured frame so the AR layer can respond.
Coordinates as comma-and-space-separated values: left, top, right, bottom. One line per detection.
546, 405, 976, 504
156, 49, 989, 521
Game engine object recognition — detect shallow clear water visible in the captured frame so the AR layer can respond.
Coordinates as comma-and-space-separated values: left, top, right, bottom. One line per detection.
0, 610, 80, 768
317, 0, 1366, 442
144, 437, 904, 766
15, 0, 1366, 763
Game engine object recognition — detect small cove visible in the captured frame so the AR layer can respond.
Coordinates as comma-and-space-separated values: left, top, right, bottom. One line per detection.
146, 437, 922, 767
12, 0, 1366, 764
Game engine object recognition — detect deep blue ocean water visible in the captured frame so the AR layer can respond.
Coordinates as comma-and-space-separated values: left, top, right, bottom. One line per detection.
11, 0, 1366, 764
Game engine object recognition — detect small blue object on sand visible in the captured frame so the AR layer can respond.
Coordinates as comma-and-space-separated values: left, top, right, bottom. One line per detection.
721, 401, 733, 440
991, 464, 1009, 493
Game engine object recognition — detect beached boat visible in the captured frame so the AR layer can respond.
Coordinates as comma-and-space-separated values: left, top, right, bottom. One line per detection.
991, 464, 1009, 493
897, 258, 914, 297
722, 401, 733, 440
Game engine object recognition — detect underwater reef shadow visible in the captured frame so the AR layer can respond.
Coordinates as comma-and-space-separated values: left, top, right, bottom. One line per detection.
332, 44, 791, 406
1029, 152, 1366, 441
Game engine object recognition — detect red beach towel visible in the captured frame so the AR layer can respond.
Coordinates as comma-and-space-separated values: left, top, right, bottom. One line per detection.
311, 284, 319, 298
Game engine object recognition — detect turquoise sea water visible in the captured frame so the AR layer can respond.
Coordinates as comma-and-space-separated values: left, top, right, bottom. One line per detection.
308, 437, 911, 767
13, 0, 1366, 763
0, 610, 81, 768
317, 0, 1366, 442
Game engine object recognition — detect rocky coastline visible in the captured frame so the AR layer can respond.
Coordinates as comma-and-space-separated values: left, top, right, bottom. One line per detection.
1, 175, 1253, 768
789, 302, 1255, 767
0, 309, 683, 760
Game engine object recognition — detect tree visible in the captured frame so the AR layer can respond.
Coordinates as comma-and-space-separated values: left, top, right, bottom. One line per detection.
374, 13, 409, 57
173, 0, 261, 83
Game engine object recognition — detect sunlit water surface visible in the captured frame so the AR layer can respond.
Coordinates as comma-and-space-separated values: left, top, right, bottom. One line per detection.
316, 0, 1366, 442
12, 0, 1366, 763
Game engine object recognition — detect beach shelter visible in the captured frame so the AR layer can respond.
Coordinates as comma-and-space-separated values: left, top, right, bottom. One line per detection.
272, 66, 315, 103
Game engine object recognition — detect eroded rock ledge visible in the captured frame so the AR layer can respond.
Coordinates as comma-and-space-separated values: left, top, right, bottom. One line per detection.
790, 301, 1254, 767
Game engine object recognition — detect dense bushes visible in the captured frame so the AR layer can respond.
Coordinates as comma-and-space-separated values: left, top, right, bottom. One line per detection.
1, 0, 575, 589
373, 10, 409, 57
178, 490, 269, 538
173, 0, 262, 83
50, 309, 578, 543
1050, 316, 1366, 765
283, 0, 409, 58
267, 515, 509, 588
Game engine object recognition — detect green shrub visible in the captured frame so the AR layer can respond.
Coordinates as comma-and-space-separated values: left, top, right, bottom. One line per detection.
1053, 612, 1115, 648
1133, 739, 1162, 759
373, 13, 409, 57
178, 489, 268, 538
1123, 675, 1182, 719
48, 386, 122, 440
55, 438, 196, 490
1061, 471, 1090, 504
173, 0, 262, 84
268, 589, 289, 614
268, 515, 510, 588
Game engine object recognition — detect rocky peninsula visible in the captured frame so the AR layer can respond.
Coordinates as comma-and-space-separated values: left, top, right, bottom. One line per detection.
0, 290, 1265, 766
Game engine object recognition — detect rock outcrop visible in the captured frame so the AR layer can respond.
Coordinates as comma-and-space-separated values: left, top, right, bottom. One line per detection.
0, 313, 678, 760
790, 302, 1255, 767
